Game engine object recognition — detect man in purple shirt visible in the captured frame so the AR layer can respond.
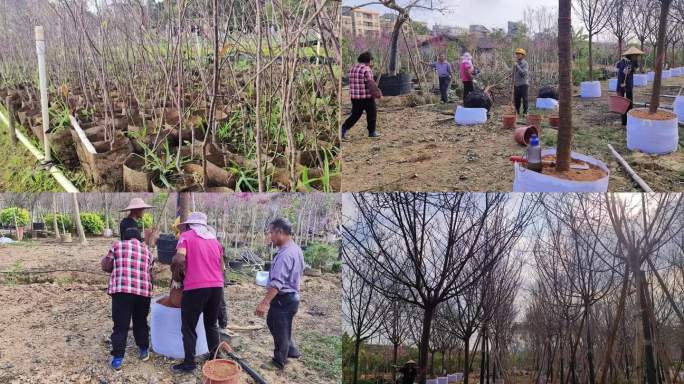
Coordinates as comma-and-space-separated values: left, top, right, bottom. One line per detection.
423, 54, 453, 103
255, 218, 305, 370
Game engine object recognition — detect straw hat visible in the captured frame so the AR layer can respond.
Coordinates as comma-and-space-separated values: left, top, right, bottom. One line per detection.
179, 211, 209, 226
622, 47, 645, 56
515, 48, 526, 56
120, 198, 154, 212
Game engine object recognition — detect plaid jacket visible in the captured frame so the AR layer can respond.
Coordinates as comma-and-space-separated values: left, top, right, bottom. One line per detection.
104, 239, 154, 297
348, 63, 374, 99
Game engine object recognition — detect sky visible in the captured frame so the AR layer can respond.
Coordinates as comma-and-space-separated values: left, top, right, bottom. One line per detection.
343, 0, 558, 31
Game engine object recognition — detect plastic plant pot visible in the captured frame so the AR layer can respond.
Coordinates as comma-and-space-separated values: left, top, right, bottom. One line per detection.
151, 296, 209, 359
454, 106, 488, 125
513, 125, 540, 145
626, 108, 679, 155
502, 114, 517, 129
526, 114, 542, 130
608, 78, 618, 91
548, 115, 560, 127
512, 148, 610, 192
103, 228, 113, 238
633, 74, 648, 87
647, 71, 655, 81
674, 96, 684, 123
438, 377, 448, 384
535, 98, 559, 110
580, 81, 602, 98
662, 70, 672, 79
609, 95, 632, 114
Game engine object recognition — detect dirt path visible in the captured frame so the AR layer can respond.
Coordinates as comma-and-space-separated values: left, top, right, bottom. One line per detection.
341, 77, 684, 192
0, 239, 341, 384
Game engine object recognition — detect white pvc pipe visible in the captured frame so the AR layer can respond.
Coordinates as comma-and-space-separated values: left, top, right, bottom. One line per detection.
69, 115, 97, 154
0, 108, 79, 192
35, 26, 51, 163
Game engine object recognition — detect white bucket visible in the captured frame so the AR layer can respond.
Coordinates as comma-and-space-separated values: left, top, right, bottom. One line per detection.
626, 108, 679, 155
580, 81, 601, 98
150, 295, 209, 359
647, 71, 655, 81
427, 380, 438, 384
608, 78, 618, 91
535, 98, 559, 110
662, 70, 672, 79
103, 228, 113, 238
512, 148, 609, 192
633, 74, 648, 87
256, 271, 269, 287
675, 96, 684, 123
454, 106, 488, 125
438, 377, 448, 384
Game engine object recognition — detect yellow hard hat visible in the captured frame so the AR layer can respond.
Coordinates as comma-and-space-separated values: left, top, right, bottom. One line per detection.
515, 48, 526, 56
172, 217, 181, 236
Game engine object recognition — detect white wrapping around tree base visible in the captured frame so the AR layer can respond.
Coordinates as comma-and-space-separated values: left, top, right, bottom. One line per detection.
633, 74, 648, 87
437, 377, 448, 384
448, 373, 464, 383
647, 71, 655, 81
535, 98, 559, 109
512, 148, 609, 192
427, 380, 438, 384
151, 295, 209, 359
662, 70, 672, 79
626, 108, 679, 155
608, 78, 617, 91
675, 96, 684, 123
580, 81, 601, 98
454, 106, 488, 125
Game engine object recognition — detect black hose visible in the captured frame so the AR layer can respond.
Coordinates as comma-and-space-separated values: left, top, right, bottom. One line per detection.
227, 352, 268, 384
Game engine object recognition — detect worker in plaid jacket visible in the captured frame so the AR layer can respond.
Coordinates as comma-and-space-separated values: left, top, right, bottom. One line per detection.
341, 51, 383, 141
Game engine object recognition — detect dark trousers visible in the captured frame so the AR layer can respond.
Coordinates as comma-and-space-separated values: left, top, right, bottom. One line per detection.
438, 76, 451, 102
463, 80, 474, 101
266, 293, 300, 368
342, 98, 377, 135
181, 287, 222, 365
514, 84, 529, 114
217, 287, 228, 328
110, 293, 151, 358
618, 87, 633, 125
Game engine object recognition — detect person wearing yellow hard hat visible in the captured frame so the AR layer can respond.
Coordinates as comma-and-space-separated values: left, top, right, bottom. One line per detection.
616, 46, 644, 125
513, 48, 530, 116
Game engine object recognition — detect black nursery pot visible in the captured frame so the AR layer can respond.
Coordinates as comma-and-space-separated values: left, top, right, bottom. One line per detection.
377, 73, 413, 96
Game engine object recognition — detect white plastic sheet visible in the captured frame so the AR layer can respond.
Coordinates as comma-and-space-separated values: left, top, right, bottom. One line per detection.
535, 98, 559, 110
580, 81, 601, 98
626, 109, 679, 155
674, 96, 684, 123
0, 237, 16, 244
150, 296, 209, 359
633, 74, 648, 87
454, 106, 488, 125
608, 78, 617, 91
512, 148, 610, 192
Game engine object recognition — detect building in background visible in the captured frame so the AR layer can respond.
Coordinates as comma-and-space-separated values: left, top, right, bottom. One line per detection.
341, 6, 381, 38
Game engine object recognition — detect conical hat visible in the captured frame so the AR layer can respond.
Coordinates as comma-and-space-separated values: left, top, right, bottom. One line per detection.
120, 197, 154, 212
622, 47, 644, 56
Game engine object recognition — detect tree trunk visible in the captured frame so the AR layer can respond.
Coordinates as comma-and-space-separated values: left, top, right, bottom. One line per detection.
418, 306, 435, 384
51, 193, 60, 239
638, 270, 658, 384
588, 34, 594, 81
177, 193, 191, 221
72, 193, 87, 245
556, 0, 573, 171
388, 16, 406, 75
352, 337, 362, 384
586, 302, 596, 384
393, 342, 399, 383
480, 328, 486, 384
649, 0, 672, 114
464, 337, 471, 384
599, 266, 630, 384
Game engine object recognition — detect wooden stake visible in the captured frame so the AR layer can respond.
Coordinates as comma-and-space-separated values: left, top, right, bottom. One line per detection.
5, 96, 16, 146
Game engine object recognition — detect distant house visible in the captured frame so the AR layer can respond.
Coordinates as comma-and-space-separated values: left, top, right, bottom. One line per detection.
341, 6, 381, 38
433, 24, 468, 37
469, 24, 489, 38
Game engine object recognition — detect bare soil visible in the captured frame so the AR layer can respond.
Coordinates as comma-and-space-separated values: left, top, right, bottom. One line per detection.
630, 108, 677, 120
341, 76, 684, 191
538, 155, 608, 182
0, 238, 341, 384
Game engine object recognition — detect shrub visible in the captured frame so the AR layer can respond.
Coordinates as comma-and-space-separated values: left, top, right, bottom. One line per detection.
137, 212, 154, 229
97, 212, 116, 230
43, 213, 73, 232
80, 212, 105, 235
0, 207, 30, 227
303, 241, 339, 269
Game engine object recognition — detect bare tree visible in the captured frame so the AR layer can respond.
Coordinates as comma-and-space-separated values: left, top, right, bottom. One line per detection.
573, 0, 614, 81
608, 0, 633, 58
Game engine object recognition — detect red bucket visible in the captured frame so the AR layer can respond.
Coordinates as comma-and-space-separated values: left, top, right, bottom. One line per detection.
609, 95, 631, 114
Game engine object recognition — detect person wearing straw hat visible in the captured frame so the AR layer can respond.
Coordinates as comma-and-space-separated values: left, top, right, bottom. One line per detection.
101, 227, 154, 371
616, 46, 644, 125
398, 360, 418, 384
119, 198, 153, 241
169, 212, 225, 374
513, 48, 530, 116
255, 218, 305, 371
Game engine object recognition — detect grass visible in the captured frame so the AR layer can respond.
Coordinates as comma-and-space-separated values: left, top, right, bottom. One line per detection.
300, 333, 342, 381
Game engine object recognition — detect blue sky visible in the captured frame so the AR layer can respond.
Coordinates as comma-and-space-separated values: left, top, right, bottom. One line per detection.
343, 0, 559, 30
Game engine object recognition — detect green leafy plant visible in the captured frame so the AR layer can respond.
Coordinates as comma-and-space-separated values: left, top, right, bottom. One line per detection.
42, 213, 73, 232
303, 241, 339, 270
137, 212, 153, 229
79, 212, 105, 235
0, 207, 30, 227
136, 141, 190, 189
48, 100, 71, 133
